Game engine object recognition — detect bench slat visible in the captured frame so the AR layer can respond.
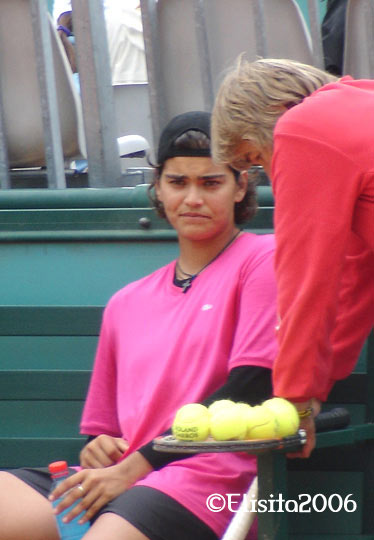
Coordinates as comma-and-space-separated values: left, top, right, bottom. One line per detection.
1, 336, 97, 370
0, 400, 83, 437
0, 438, 85, 468
0, 306, 103, 335
0, 370, 90, 399
316, 424, 374, 448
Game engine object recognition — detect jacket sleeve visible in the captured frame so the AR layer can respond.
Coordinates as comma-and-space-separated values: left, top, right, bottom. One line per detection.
271, 133, 362, 401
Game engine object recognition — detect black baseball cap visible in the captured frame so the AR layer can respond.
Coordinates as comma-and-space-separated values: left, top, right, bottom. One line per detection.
157, 111, 211, 164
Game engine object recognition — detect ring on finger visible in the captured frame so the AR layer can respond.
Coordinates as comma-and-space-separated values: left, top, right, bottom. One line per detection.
77, 484, 85, 496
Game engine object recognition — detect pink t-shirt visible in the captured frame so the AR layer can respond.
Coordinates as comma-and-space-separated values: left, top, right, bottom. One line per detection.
81, 232, 277, 536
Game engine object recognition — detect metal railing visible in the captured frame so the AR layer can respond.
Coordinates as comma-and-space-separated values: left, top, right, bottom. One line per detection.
0, 0, 121, 189
140, 0, 324, 146
0, 0, 373, 189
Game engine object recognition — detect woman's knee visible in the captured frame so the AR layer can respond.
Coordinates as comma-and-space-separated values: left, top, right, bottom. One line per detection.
0, 472, 59, 540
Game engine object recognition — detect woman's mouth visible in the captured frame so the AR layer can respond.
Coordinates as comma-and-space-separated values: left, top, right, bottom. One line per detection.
180, 212, 209, 219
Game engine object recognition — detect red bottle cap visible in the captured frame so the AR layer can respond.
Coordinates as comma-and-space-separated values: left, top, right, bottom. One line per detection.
48, 461, 68, 474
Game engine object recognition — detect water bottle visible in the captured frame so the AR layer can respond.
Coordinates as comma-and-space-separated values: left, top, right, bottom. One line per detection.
49, 461, 90, 540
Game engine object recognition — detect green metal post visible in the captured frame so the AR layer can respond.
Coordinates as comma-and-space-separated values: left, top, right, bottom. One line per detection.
257, 452, 289, 539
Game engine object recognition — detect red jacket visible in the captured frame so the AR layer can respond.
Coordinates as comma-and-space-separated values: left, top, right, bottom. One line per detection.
272, 77, 374, 402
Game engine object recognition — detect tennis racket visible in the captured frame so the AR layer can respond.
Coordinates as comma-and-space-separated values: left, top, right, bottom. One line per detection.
153, 408, 349, 540
221, 476, 258, 540
153, 407, 350, 454
221, 407, 350, 540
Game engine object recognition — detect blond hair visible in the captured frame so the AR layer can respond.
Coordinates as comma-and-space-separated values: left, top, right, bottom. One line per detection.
211, 57, 337, 164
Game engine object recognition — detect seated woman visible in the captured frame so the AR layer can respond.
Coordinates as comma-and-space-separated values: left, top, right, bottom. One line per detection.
0, 111, 277, 540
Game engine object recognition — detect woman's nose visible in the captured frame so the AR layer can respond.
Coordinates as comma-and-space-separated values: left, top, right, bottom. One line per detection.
184, 185, 203, 206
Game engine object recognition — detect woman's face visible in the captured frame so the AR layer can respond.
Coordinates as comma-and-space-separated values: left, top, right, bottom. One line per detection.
155, 157, 247, 242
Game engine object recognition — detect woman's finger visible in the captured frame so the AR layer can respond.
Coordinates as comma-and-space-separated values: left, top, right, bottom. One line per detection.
61, 484, 102, 524
62, 476, 121, 524
78, 493, 111, 523
100, 436, 126, 463
80, 444, 113, 469
287, 416, 316, 458
80, 435, 128, 468
52, 484, 86, 517
49, 472, 83, 503
115, 437, 129, 453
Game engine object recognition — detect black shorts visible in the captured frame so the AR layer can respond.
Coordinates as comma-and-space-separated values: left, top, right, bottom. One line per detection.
9, 468, 218, 540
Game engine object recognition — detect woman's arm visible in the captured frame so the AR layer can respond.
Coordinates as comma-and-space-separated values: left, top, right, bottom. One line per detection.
138, 365, 272, 469
53, 368, 272, 521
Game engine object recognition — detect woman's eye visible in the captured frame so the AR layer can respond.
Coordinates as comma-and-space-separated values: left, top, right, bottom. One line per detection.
204, 180, 220, 187
169, 179, 185, 186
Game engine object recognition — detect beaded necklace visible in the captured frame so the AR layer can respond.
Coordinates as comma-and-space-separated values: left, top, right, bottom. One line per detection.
175, 230, 241, 293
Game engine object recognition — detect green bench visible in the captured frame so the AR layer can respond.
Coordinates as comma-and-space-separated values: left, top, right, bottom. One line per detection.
0, 184, 273, 470
0, 306, 101, 468
1, 185, 373, 539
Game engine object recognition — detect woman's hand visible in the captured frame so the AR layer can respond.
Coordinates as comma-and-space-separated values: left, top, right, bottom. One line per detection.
80, 435, 129, 468
49, 451, 153, 524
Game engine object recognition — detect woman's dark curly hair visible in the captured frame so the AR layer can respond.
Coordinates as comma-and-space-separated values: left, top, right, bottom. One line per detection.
148, 130, 257, 225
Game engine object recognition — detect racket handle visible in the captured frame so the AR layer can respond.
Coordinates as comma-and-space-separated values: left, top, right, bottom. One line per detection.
221, 477, 258, 540
314, 407, 350, 433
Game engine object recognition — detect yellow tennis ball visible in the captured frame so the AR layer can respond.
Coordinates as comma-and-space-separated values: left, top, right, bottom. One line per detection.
172, 403, 210, 441
262, 398, 300, 437
210, 403, 248, 441
235, 402, 252, 415
208, 399, 236, 415
246, 405, 279, 439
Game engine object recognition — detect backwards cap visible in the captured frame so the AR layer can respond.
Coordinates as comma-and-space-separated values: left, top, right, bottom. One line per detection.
157, 111, 211, 164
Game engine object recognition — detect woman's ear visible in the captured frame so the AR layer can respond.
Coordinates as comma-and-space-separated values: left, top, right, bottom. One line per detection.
234, 171, 249, 203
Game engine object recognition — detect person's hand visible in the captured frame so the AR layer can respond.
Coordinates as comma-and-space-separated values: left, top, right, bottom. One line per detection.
288, 414, 315, 458
80, 435, 129, 468
49, 451, 153, 524
287, 399, 321, 459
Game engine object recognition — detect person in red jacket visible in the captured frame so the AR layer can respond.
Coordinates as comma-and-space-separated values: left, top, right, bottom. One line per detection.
211, 57, 374, 457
